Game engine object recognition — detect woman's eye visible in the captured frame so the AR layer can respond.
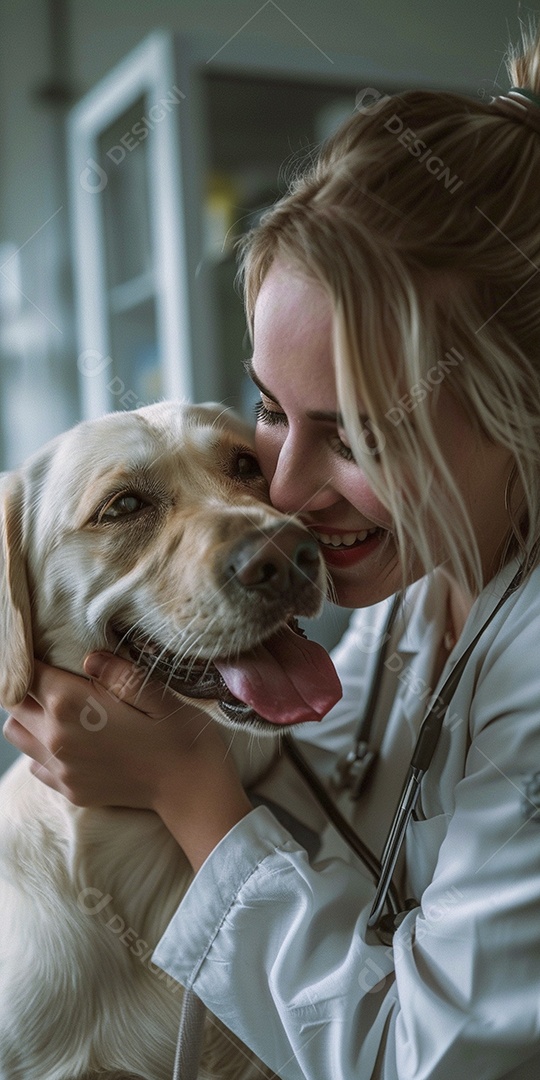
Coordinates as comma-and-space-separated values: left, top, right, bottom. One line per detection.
334, 422, 383, 462
360, 420, 384, 459
233, 450, 263, 480
99, 493, 148, 522
332, 435, 355, 462
254, 401, 288, 426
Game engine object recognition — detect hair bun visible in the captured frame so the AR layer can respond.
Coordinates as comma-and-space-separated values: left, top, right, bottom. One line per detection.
490, 86, 540, 135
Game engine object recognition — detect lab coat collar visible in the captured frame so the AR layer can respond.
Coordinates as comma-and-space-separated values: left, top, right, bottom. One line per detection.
394, 570, 452, 657
443, 553, 523, 663
389, 556, 524, 742
393, 555, 523, 660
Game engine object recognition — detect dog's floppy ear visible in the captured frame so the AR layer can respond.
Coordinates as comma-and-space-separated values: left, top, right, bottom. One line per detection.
0, 473, 33, 708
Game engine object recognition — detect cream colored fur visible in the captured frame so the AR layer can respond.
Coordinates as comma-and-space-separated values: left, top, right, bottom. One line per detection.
0, 401, 326, 1080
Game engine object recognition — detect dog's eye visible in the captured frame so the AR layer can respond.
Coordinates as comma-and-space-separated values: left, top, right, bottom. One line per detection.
99, 493, 148, 522
234, 451, 263, 480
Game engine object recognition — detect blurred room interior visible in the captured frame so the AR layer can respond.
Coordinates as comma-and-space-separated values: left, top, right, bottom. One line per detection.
0, 0, 523, 770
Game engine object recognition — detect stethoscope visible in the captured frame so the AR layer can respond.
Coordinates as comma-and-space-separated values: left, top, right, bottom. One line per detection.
173, 562, 525, 1078
284, 560, 525, 942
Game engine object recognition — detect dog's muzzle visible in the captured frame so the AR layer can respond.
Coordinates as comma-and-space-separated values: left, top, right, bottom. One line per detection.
113, 522, 341, 729
121, 618, 308, 727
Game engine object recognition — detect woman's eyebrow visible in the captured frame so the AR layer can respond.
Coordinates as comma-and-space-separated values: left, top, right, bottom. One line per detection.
243, 358, 370, 427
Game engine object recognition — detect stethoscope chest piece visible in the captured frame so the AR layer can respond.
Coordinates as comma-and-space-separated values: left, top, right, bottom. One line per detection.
331, 741, 378, 798
372, 899, 419, 945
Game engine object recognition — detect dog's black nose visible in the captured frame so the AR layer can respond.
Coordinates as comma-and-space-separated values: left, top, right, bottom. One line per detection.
224, 524, 321, 595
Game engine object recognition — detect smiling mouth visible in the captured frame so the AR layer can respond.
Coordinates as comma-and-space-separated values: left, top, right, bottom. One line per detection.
114, 619, 306, 727
112, 610, 342, 729
309, 526, 383, 549
118, 628, 264, 724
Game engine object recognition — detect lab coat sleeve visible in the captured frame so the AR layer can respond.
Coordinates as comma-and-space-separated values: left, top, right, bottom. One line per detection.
153, 600, 540, 1080
153, 805, 398, 1080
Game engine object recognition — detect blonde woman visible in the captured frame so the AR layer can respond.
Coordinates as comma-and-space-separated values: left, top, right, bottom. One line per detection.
6, 25, 540, 1080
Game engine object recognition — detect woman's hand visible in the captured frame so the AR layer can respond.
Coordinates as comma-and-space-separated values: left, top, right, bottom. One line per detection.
3, 654, 252, 870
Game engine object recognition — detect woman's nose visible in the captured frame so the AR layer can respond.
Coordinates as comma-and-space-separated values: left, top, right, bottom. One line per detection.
268, 442, 338, 516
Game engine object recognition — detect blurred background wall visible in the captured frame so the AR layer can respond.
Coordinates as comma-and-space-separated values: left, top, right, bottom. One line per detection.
0, 0, 529, 771
0, 0, 525, 466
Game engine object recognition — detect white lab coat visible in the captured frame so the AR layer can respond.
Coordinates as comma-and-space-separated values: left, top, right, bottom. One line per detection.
153, 555, 540, 1079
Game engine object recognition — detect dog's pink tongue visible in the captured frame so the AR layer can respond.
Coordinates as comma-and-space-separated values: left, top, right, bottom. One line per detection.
214, 626, 342, 725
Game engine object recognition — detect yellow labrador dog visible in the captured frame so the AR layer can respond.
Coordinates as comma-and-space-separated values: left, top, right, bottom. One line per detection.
0, 401, 340, 1080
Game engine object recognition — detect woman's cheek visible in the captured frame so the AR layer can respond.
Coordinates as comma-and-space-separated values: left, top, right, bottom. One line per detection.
342, 465, 391, 526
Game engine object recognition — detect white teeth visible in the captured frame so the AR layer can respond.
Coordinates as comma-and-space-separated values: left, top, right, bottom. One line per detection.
311, 526, 379, 548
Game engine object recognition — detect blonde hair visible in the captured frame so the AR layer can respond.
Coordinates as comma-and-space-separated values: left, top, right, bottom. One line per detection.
238, 23, 540, 596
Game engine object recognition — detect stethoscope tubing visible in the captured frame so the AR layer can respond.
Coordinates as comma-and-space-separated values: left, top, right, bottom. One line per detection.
367, 561, 525, 929
283, 732, 403, 916
367, 767, 423, 928
171, 561, 527, 1080
286, 562, 525, 938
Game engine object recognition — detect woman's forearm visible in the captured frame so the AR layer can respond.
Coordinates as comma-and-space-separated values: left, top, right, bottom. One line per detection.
152, 747, 253, 872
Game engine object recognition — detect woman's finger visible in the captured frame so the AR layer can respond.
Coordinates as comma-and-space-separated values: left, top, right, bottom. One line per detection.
3, 714, 50, 760
84, 652, 191, 722
3, 692, 43, 734
23, 659, 90, 714
28, 758, 66, 795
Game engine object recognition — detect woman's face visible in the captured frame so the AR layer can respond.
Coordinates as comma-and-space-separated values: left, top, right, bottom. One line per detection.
248, 260, 514, 608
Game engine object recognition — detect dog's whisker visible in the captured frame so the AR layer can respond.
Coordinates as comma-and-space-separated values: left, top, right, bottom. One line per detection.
0, 399, 332, 1078
221, 728, 236, 764
189, 714, 218, 748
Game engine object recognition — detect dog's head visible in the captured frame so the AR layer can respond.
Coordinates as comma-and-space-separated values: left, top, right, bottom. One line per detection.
0, 402, 341, 730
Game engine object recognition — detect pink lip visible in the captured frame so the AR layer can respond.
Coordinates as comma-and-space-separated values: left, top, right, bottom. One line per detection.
319, 533, 383, 567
